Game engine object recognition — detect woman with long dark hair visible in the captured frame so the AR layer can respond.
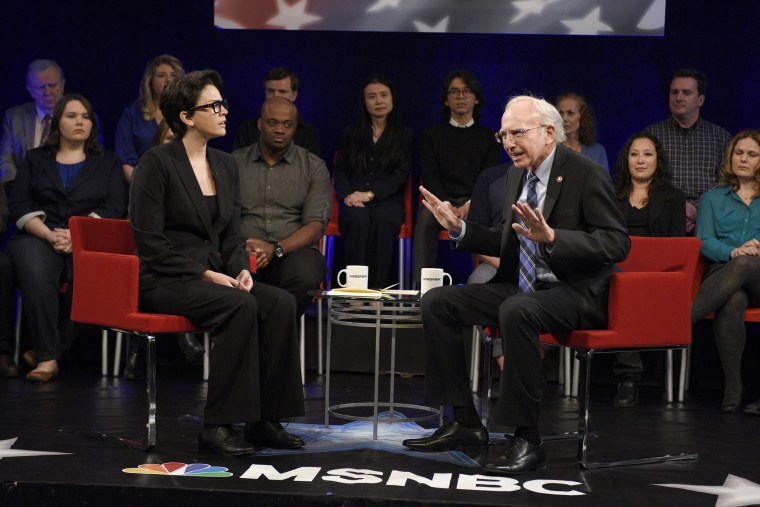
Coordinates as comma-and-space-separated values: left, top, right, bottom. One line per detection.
608, 131, 686, 406
334, 74, 413, 288
8, 94, 128, 382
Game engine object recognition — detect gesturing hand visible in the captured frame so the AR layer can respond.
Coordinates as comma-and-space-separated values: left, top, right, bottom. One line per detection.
419, 186, 462, 236
511, 201, 555, 244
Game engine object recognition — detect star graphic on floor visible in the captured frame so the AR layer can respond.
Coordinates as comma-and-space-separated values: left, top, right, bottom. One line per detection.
656, 474, 760, 507
413, 16, 449, 33
0, 438, 70, 460
561, 6, 613, 35
266, 0, 321, 30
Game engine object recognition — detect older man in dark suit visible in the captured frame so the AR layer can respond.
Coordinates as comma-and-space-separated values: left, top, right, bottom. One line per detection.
0, 60, 65, 184
402, 95, 630, 474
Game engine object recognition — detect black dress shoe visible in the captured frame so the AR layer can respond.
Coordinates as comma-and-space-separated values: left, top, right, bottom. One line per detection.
199, 425, 256, 455
613, 380, 639, 407
743, 399, 760, 416
245, 419, 305, 449
177, 334, 204, 364
0, 355, 20, 378
481, 437, 546, 475
402, 422, 489, 452
123, 351, 144, 380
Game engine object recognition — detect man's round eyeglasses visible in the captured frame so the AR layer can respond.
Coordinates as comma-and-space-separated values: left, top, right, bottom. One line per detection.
447, 88, 473, 98
494, 125, 546, 144
190, 99, 229, 114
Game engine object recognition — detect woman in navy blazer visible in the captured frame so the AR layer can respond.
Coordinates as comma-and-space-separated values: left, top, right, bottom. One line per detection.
129, 70, 304, 455
7, 93, 128, 382
610, 131, 686, 406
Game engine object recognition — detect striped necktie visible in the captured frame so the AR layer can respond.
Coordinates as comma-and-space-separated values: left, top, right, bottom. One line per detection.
39, 115, 52, 147
517, 171, 539, 293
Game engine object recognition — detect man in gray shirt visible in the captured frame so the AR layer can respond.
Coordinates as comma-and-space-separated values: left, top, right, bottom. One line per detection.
232, 97, 330, 317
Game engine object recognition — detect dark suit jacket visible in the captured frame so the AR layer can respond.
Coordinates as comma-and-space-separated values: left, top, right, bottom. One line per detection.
129, 139, 249, 291
458, 144, 630, 327
0, 102, 37, 183
615, 186, 687, 237
9, 146, 127, 229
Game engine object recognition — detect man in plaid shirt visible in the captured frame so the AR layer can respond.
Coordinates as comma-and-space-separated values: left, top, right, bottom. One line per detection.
647, 68, 732, 233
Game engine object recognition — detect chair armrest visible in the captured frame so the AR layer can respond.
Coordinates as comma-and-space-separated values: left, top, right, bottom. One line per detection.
71, 251, 140, 328
606, 271, 692, 347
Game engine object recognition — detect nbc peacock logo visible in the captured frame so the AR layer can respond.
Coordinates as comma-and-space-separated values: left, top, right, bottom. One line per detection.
123, 462, 233, 477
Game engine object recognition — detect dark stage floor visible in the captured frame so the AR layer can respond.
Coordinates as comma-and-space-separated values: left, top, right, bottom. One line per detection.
2, 359, 760, 507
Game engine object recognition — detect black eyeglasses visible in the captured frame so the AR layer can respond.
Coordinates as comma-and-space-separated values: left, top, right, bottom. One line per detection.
190, 99, 229, 114
447, 88, 473, 98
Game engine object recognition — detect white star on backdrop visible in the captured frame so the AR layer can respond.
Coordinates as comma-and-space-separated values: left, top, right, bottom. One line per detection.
561, 7, 613, 35
656, 474, 760, 507
367, 0, 402, 13
413, 16, 449, 33
510, 0, 559, 24
266, 0, 321, 30
0, 438, 70, 460
637, 0, 666, 30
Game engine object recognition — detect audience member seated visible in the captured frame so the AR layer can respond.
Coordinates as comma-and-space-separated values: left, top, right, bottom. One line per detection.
0, 59, 66, 185
0, 184, 18, 377
115, 54, 183, 182
611, 131, 686, 407
412, 70, 502, 285
646, 68, 732, 233
555, 91, 608, 170
691, 129, 760, 415
130, 69, 305, 455
152, 119, 174, 146
232, 97, 330, 318
6, 94, 128, 383
334, 74, 413, 289
233, 67, 320, 157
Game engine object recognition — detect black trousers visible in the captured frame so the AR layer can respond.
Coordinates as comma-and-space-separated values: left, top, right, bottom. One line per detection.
140, 280, 304, 425
0, 253, 16, 355
339, 200, 404, 288
257, 247, 326, 317
421, 281, 605, 427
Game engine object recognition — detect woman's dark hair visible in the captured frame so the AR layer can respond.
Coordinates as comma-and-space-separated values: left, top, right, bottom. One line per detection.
439, 69, 485, 121
151, 119, 174, 147
556, 92, 597, 145
720, 129, 760, 191
44, 93, 102, 155
347, 74, 404, 173
614, 131, 674, 203
160, 69, 222, 138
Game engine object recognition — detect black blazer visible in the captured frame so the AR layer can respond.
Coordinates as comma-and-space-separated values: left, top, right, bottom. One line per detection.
458, 145, 631, 327
615, 186, 687, 237
129, 139, 248, 291
9, 146, 127, 229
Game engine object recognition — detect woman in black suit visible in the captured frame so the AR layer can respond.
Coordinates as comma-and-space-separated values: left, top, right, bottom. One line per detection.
7, 94, 128, 382
610, 131, 686, 407
129, 70, 304, 455
334, 74, 413, 288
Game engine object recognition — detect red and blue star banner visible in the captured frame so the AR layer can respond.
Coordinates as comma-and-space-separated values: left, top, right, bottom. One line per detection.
214, 0, 666, 36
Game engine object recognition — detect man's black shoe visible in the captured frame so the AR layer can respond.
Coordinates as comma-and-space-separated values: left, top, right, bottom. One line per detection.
245, 419, 304, 449
613, 380, 639, 407
199, 425, 256, 455
481, 437, 546, 475
401, 422, 488, 452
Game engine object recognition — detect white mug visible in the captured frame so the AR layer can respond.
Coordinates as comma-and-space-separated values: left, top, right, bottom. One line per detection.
420, 268, 452, 295
337, 265, 369, 289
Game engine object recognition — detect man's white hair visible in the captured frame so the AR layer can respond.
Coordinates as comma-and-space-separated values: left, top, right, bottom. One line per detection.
505, 95, 566, 143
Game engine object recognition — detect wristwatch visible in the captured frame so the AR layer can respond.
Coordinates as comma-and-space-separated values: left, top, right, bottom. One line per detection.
273, 241, 284, 258
366, 190, 375, 200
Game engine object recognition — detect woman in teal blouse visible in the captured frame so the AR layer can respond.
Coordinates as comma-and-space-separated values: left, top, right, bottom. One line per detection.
692, 129, 760, 414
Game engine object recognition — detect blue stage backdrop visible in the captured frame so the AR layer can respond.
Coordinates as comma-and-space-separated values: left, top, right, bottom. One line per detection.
0, 0, 758, 281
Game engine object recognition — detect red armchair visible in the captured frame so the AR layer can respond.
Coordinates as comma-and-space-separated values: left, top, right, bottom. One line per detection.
69, 216, 201, 450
